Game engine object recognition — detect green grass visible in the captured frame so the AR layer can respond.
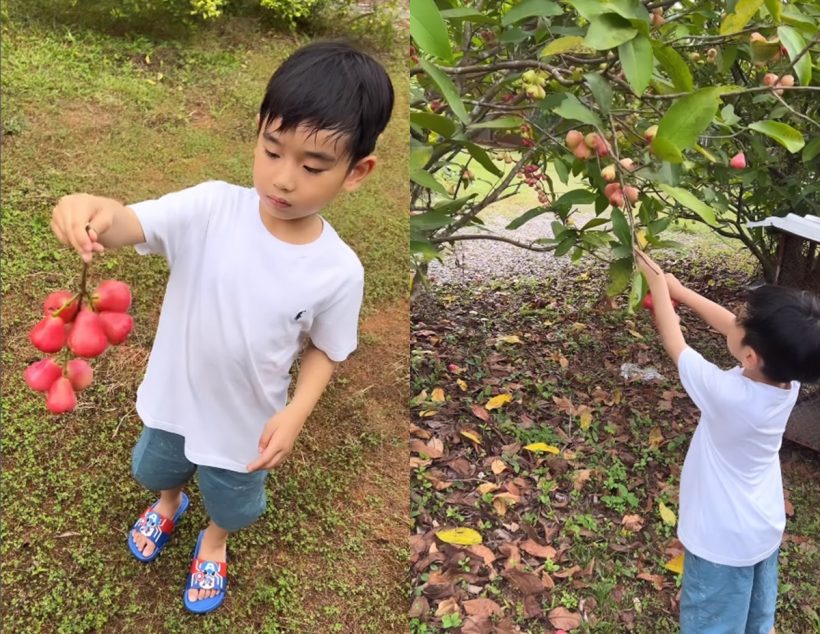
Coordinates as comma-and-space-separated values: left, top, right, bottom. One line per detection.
1, 15, 407, 634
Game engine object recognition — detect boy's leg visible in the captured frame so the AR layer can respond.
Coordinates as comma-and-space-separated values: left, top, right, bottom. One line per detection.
131, 426, 197, 557
188, 466, 268, 602
745, 549, 779, 634
680, 548, 755, 633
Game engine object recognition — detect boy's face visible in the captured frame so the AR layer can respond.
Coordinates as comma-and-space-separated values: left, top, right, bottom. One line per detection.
252, 116, 375, 223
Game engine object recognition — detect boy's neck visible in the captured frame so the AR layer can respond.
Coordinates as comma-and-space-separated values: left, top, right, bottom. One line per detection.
741, 366, 790, 390
259, 207, 324, 245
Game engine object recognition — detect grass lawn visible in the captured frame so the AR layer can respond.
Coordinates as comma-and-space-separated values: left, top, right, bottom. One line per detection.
1, 13, 408, 634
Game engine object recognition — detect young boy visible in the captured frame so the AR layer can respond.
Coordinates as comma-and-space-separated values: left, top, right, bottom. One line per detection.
50, 41, 394, 614
634, 249, 820, 634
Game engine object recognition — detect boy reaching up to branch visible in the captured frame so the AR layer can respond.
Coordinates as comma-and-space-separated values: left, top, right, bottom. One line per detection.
634, 249, 820, 634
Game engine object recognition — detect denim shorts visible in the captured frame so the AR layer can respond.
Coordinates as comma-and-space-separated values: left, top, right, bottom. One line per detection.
131, 426, 268, 532
680, 547, 779, 634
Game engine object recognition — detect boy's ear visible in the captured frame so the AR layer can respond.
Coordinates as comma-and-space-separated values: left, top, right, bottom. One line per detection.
342, 155, 377, 192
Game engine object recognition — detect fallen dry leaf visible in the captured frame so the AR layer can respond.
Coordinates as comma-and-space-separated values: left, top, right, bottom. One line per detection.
461, 615, 493, 634
572, 469, 592, 491
659, 501, 677, 527
409, 596, 429, 618
470, 403, 490, 421
486, 393, 513, 410
460, 429, 482, 444
520, 539, 557, 560
456, 378, 468, 391
548, 606, 582, 630
431, 387, 446, 403
436, 527, 482, 545
504, 569, 545, 595
648, 426, 664, 450
578, 406, 593, 430
490, 459, 506, 474
468, 544, 496, 566
523, 442, 560, 454
463, 598, 503, 617
477, 482, 499, 495
637, 571, 665, 591
621, 514, 645, 532
664, 554, 684, 574
497, 335, 522, 344
435, 596, 459, 617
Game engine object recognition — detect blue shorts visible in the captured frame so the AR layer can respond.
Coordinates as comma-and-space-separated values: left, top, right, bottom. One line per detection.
131, 426, 268, 532
680, 547, 779, 634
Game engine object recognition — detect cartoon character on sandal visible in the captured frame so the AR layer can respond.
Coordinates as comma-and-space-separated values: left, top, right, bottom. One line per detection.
184, 530, 228, 614
128, 492, 190, 562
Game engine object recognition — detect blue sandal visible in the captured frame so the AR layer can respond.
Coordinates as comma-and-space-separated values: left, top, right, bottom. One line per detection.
127, 492, 189, 562
183, 529, 228, 614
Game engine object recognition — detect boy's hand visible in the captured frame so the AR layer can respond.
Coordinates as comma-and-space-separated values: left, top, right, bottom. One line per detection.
247, 406, 307, 472
52, 194, 113, 262
634, 249, 664, 282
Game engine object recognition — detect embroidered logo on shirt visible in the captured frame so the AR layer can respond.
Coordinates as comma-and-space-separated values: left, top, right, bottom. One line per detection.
294, 310, 306, 321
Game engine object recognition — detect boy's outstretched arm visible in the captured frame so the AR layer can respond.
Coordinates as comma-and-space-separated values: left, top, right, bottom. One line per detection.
635, 250, 687, 363
247, 341, 338, 472
664, 273, 736, 337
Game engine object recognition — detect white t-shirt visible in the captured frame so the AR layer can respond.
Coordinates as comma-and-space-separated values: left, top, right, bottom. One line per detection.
129, 180, 364, 472
677, 346, 800, 566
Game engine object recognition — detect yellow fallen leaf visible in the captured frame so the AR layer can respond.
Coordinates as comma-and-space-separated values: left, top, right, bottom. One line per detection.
571, 322, 586, 332
456, 379, 468, 392
486, 393, 512, 410
524, 442, 560, 454
579, 409, 592, 431
497, 335, 522, 344
490, 459, 506, 475
612, 388, 623, 405
664, 554, 684, 574
559, 355, 569, 369
478, 482, 499, 495
418, 410, 437, 417
629, 329, 644, 340
460, 430, 481, 444
410, 389, 428, 406
436, 527, 482, 545
431, 387, 445, 403
648, 427, 664, 450
659, 501, 677, 527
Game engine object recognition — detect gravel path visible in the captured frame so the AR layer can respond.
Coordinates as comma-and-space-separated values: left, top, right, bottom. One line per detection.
428, 211, 594, 285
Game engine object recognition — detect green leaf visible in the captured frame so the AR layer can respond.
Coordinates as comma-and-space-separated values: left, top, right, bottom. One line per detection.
778, 26, 812, 87
584, 73, 613, 116
555, 189, 597, 208
541, 36, 586, 57
551, 93, 603, 128
502, 0, 562, 25
651, 42, 693, 92
411, 168, 449, 196
411, 211, 455, 231
410, 111, 457, 138
419, 58, 470, 124
764, 0, 781, 22
410, 0, 453, 61
610, 208, 631, 245
652, 88, 723, 162
410, 239, 440, 262
658, 184, 717, 225
628, 272, 647, 312
608, 257, 633, 296
460, 142, 503, 177
618, 34, 653, 96
506, 206, 549, 230
567, 0, 648, 21
410, 143, 433, 171
434, 194, 477, 215
584, 13, 638, 50
554, 235, 576, 256
468, 116, 524, 130
439, 8, 495, 24
720, 0, 764, 35
803, 137, 820, 163
748, 120, 805, 153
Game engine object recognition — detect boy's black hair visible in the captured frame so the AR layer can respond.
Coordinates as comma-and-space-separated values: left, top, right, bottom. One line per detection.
257, 40, 394, 165
740, 284, 820, 383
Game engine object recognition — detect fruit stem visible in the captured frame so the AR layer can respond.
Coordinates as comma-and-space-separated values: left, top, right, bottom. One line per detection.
76, 261, 89, 312
53, 294, 80, 318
